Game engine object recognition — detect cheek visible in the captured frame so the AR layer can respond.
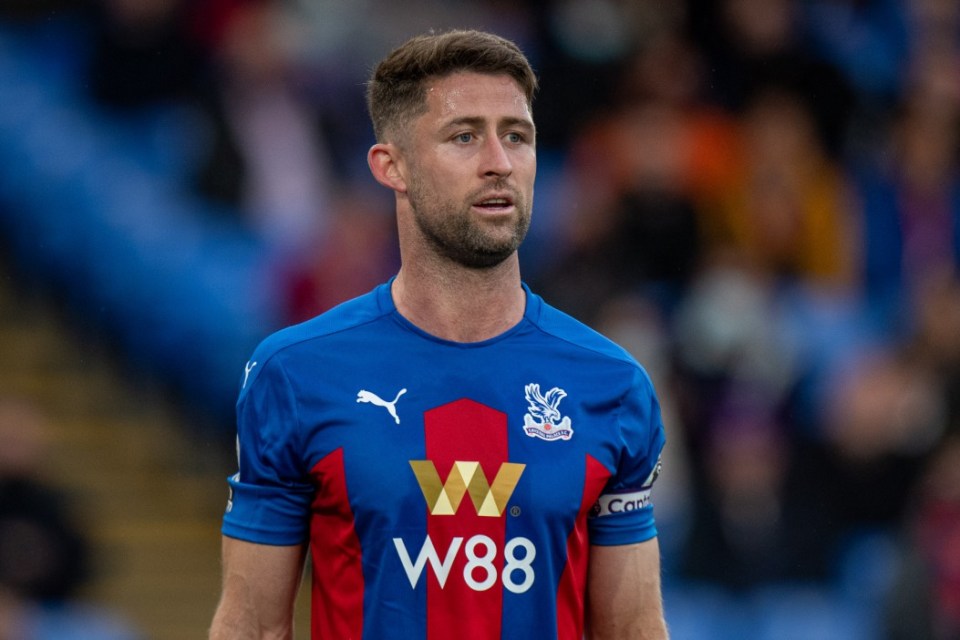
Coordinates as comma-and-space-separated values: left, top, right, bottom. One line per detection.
514, 150, 537, 181
517, 165, 537, 197
408, 166, 458, 207
415, 153, 461, 182
425, 164, 472, 199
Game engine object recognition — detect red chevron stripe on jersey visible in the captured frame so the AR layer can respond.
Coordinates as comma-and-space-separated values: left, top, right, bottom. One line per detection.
424, 399, 509, 639
309, 448, 364, 638
556, 455, 611, 640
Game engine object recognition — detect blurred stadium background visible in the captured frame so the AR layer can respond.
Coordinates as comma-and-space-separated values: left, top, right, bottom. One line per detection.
1, 0, 959, 638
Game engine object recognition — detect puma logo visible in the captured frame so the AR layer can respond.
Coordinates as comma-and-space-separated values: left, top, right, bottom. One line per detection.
357, 388, 407, 424
242, 361, 257, 388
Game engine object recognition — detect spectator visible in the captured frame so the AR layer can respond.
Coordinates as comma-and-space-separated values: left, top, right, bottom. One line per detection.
888, 436, 960, 640
802, 0, 910, 106
801, 344, 945, 551
854, 91, 960, 335
190, 0, 335, 254
0, 398, 140, 640
283, 185, 398, 322
679, 387, 836, 589
911, 269, 960, 432
692, 0, 853, 153
535, 30, 725, 321
86, 0, 204, 110
0, 398, 86, 604
699, 87, 860, 289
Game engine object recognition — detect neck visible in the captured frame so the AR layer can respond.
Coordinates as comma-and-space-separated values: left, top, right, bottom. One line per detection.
391, 257, 525, 343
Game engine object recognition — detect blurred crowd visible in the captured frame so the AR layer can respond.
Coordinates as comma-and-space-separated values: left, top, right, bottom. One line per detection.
2, 0, 960, 638
0, 398, 138, 640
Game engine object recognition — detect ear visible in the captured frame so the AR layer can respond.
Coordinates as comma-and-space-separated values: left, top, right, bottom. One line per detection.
367, 143, 408, 193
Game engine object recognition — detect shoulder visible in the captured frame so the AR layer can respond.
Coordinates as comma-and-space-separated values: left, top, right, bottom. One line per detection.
241, 285, 391, 389
528, 290, 641, 369
525, 289, 659, 396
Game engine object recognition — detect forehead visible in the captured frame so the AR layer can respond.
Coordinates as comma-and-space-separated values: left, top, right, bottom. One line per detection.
422, 72, 532, 124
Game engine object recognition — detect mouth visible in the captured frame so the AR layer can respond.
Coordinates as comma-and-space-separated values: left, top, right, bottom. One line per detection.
472, 194, 515, 213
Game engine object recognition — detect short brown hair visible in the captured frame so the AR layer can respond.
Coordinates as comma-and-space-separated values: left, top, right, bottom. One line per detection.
367, 29, 538, 143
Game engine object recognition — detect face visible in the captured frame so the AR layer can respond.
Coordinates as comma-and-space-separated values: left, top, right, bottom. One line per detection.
399, 72, 536, 269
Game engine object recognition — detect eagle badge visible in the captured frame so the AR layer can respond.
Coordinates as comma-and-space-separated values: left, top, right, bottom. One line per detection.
522, 383, 574, 441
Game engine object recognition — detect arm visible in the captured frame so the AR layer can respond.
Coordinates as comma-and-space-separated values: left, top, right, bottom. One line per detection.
209, 536, 307, 640
586, 537, 668, 640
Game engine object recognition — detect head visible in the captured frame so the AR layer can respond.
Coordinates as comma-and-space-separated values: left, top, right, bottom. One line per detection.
366, 30, 539, 270
367, 29, 538, 146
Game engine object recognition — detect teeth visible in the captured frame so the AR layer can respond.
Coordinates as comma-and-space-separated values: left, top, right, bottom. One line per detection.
481, 199, 509, 206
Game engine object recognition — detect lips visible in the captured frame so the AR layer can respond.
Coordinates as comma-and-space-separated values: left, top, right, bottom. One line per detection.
473, 194, 515, 211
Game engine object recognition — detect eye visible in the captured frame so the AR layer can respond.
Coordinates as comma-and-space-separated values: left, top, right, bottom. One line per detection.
454, 132, 474, 143
505, 131, 527, 145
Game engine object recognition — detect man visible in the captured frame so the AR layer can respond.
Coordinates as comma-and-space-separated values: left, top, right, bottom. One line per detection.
209, 29, 669, 640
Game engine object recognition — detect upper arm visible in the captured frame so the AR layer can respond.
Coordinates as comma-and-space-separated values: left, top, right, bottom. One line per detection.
586, 537, 668, 640
589, 366, 666, 546
210, 536, 307, 640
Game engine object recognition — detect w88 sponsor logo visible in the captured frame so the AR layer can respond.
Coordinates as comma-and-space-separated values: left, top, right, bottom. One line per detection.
393, 535, 536, 594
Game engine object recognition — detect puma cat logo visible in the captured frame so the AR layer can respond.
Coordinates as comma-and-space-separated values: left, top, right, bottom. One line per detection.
357, 388, 407, 424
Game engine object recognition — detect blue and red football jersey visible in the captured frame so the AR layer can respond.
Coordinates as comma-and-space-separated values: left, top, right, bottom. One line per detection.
223, 281, 666, 639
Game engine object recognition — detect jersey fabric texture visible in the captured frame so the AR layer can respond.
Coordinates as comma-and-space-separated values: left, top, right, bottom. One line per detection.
223, 280, 666, 640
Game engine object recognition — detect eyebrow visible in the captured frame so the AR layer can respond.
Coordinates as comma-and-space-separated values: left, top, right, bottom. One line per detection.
441, 116, 535, 132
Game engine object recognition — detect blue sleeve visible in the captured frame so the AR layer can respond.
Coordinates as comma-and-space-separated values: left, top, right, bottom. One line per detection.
222, 353, 313, 545
588, 366, 666, 546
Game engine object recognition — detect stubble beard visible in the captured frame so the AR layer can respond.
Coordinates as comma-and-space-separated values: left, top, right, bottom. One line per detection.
407, 176, 532, 270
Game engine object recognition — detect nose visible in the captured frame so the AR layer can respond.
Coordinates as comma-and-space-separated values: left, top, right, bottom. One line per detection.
479, 136, 512, 178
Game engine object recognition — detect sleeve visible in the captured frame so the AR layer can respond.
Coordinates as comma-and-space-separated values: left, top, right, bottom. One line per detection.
221, 353, 314, 545
588, 365, 666, 546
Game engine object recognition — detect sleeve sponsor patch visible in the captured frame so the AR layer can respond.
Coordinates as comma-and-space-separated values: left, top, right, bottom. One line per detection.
590, 488, 653, 518
589, 454, 662, 518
